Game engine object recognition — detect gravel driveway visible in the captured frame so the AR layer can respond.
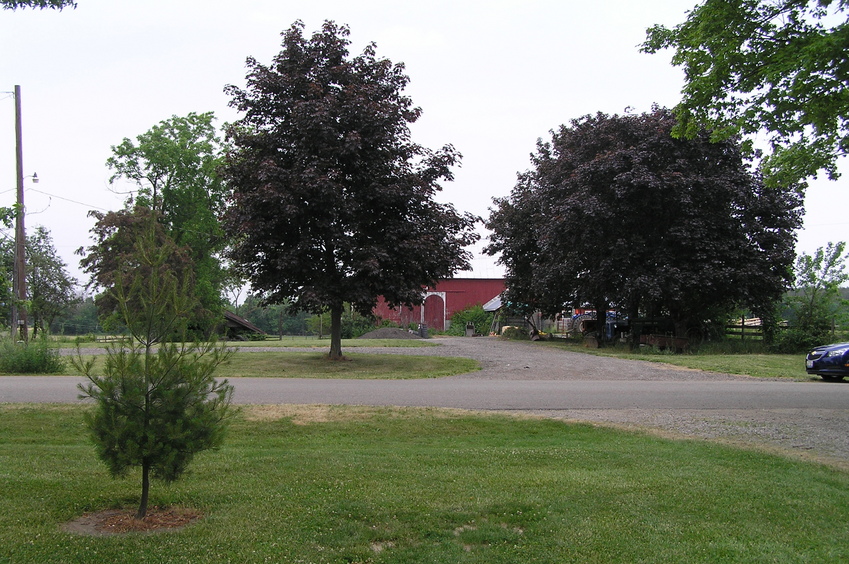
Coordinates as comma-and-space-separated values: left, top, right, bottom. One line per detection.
356, 336, 849, 468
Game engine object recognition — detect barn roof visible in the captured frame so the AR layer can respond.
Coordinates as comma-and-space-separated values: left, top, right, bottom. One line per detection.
224, 310, 266, 334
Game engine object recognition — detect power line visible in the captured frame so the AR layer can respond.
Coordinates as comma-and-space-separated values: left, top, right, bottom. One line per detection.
25, 187, 112, 213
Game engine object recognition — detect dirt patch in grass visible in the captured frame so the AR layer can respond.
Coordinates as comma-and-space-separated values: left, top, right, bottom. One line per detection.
242, 404, 490, 425
61, 506, 202, 536
244, 404, 348, 424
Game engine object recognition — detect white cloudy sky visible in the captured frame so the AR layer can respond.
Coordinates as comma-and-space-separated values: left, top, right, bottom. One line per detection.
0, 0, 845, 285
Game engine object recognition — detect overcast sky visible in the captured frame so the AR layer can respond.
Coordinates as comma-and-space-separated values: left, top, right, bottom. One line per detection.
1, 0, 846, 286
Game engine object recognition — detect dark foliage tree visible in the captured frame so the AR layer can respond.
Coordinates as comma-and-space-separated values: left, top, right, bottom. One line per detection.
78, 205, 216, 336
643, 0, 849, 187
105, 112, 229, 328
1, 0, 75, 9
75, 221, 233, 520
221, 21, 479, 359
486, 108, 802, 343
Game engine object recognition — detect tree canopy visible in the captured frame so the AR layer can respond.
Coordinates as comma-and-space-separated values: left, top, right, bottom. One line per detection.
78, 205, 211, 334
486, 108, 802, 341
92, 112, 229, 330
1, 0, 75, 9
642, 0, 849, 187
0, 225, 78, 338
221, 21, 479, 359
24, 226, 78, 337
783, 242, 849, 347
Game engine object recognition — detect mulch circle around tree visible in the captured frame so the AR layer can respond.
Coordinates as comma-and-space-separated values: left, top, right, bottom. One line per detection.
61, 506, 202, 536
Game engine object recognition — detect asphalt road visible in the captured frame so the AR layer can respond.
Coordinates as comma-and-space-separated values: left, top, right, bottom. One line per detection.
5, 337, 849, 464
2, 376, 847, 410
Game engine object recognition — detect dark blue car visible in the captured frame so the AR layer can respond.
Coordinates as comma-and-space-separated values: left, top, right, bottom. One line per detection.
806, 343, 849, 381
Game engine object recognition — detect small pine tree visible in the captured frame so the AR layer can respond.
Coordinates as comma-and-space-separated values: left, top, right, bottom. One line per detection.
75, 218, 233, 519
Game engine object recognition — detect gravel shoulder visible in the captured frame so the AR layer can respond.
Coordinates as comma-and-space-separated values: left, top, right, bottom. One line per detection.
363, 336, 849, 469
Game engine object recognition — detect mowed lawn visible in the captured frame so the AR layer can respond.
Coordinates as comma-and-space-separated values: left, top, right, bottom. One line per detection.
224, 337, 437, 348
2, 404, 848, 563
63, 350, 479, 380
541, 340, 810, 380
216, 351, 479, 379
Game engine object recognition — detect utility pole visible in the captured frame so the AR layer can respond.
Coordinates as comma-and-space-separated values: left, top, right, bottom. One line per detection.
12, 85, 28, 342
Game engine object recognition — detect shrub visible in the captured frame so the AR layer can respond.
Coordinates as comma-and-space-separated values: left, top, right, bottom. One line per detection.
770, 327, 832, 354
501, 326, 530, 340
0, 337, 66, 374
447, 305, 493, 336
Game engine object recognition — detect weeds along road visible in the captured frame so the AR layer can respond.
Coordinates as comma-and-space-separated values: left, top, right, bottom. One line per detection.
4, 336, 849, 466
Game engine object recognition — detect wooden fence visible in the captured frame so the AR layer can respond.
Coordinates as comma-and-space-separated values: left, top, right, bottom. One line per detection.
725, 318, 765, 340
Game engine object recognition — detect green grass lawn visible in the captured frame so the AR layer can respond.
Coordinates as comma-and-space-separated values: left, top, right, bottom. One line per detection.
217, 337, 436, 348
56, 335, 808, 380
59, 351, 479, 380
215, 351, 479, 379
541, 340, 808, 379
1, 404, 847, 563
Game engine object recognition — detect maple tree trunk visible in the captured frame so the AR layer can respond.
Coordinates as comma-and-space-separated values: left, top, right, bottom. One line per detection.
328, 304, 344, 360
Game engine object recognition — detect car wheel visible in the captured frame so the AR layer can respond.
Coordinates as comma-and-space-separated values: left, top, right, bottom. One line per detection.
820, 374, 846, 382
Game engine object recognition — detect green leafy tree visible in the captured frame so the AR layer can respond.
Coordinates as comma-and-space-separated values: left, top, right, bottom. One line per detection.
50, 293, 99, 335
106, 112, 229, 327
75, 221, 233, 520
26, 226, 79, 337
0, 208, 18, 328
0, 225, 78, 337
233, 296, 310, 336
780, 242, 849, 349
486, 108, 802, 344
643, 0, 849, 186
221, 21, 479, 360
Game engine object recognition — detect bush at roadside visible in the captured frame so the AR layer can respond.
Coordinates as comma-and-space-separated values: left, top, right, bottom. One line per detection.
770, 327, 834, 354
0, 337, 66, 374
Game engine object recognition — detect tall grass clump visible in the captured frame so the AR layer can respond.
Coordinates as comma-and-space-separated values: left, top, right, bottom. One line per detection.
0, 337, 65, 374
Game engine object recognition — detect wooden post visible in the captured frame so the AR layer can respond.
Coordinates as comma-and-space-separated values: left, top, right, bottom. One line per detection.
12, 85, 28, 342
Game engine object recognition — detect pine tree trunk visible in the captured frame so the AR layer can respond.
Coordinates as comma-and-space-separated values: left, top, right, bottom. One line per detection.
137, 460, 151, 519
328, 303, 344, 360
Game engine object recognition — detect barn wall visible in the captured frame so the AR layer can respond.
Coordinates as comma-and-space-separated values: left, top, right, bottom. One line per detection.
373, 279, 505, 331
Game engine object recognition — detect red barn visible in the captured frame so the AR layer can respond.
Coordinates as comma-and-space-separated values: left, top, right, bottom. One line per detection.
373, 278, 505, 332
